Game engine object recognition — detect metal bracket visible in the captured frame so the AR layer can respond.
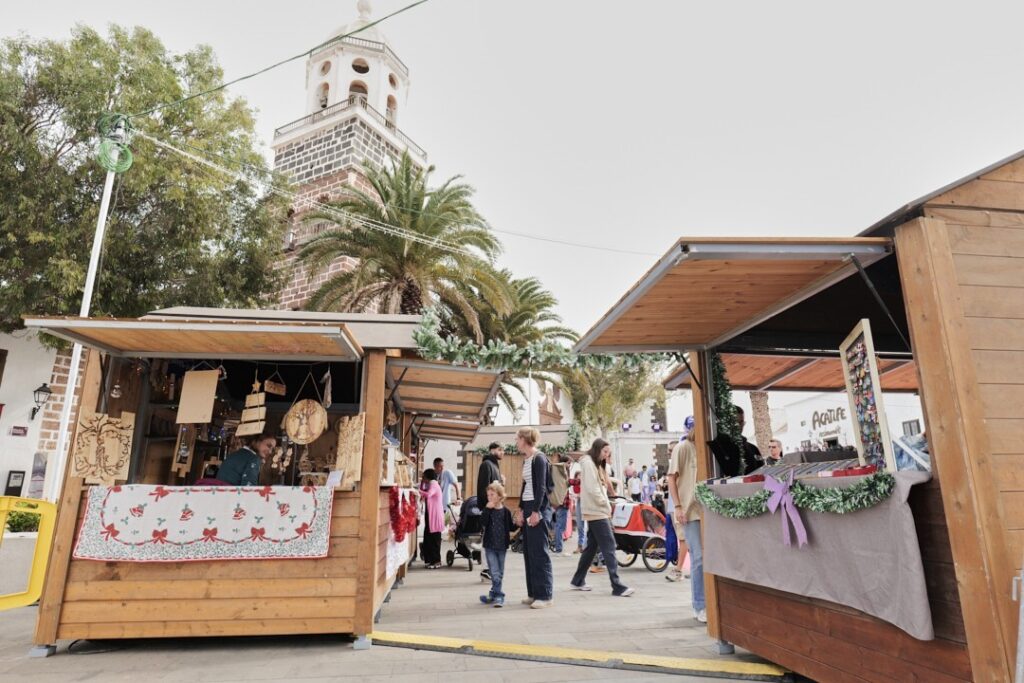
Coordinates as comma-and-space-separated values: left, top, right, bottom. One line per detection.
29, 644, 56, 658
352, 635, 372, 650
715, 640, 735, 655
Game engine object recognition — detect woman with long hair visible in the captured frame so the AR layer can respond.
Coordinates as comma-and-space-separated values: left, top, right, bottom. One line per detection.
514, 427, 554, 608
569, 438, 634, 596
419, 468, 444, 569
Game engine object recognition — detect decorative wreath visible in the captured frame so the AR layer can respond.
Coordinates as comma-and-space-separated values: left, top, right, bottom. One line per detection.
695, 472, 896, 519
389, 486, 418, 542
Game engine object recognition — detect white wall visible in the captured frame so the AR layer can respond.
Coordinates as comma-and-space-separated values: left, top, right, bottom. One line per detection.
0, 332, 57, 496
779, 391, 923, 453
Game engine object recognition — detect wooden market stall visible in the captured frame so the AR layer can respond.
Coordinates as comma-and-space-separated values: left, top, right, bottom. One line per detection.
23, 308, 496, 654
574, 151, 1024, 683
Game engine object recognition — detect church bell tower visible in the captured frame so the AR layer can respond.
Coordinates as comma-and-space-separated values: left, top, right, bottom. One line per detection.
271, 0, 427, 309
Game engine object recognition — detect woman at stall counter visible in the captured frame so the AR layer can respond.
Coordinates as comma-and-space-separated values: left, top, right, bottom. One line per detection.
218, 434, 276, 486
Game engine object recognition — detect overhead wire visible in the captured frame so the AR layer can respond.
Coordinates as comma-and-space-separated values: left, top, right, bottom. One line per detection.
127, 0, 429, 120
134, 130, 476, 256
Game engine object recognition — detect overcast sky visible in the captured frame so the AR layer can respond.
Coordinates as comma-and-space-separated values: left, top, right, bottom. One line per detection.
6, 0, 1024, 335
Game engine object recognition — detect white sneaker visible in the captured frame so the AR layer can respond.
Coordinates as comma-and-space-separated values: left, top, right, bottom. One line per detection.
569, 583, 591, 591
530, 599, 553, 609
521, 597, 535, 605
696, 609, 707, 623
665, 570, 682, 582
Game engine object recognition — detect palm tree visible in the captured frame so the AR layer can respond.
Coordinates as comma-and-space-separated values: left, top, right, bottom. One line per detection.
298, 152, 510, 339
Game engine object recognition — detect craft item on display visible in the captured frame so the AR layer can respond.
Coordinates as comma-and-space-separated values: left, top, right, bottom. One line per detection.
840, 319, 896, 471
334, 413, 366, 486
237, 374, 267, 437
284, 399, 328, 445
264, 368, 287, 396
171, 424, 198, 478
73, 484, 334, 562
320, 368, 332, 409
71, 412, 136, 485
270, 445, 294, 474
176, 370, 220, 424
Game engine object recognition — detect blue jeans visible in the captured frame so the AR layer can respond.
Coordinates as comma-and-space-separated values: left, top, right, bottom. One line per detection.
573, 497, 586, 548
547, 505, 569, 552
485, 548, 506, 599
682, 520, 705, 611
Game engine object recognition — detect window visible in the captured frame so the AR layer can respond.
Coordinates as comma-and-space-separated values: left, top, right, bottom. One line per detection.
388, 73, 398, 88
317, 83, 330, 109
385, 95, 397, 126
352, 58, 369, 74
902, 419, 921, 437
348, 81, 368, 101
319, 61, 332, 76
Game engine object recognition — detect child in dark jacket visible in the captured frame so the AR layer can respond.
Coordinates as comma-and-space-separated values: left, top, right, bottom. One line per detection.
479, 482, 514, 607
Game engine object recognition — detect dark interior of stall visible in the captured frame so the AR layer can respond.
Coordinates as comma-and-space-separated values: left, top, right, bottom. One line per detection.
93, 356, 369, 488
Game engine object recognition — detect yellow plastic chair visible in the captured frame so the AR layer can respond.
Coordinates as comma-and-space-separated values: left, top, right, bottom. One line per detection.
0, 496, 57, 611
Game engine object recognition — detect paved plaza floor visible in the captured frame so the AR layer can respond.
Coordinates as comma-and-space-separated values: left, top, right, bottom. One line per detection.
0, 539, 780, 682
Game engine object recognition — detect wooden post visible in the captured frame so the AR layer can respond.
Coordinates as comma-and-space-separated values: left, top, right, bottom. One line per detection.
353, 350, 386, 648
896, 217, 1014, 680
691, 352, 722, 640
33, 349, 103, 653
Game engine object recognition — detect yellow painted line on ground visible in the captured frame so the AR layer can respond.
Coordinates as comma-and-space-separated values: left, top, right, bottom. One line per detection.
371, 630, 788, 680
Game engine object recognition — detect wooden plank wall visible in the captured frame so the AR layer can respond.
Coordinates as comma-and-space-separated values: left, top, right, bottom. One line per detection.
48, 489, 364, 640
462, 452, 524, 511
373, 489, 392, 614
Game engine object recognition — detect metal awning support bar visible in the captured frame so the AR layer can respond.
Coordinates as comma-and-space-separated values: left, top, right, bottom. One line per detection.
850, 256, 913, 352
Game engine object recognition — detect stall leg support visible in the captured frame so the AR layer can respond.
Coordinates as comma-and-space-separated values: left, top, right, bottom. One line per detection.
374, 608, 382, 624
715, 640, 735, 655
352, 635, 372, 650
29, 645, 56, 658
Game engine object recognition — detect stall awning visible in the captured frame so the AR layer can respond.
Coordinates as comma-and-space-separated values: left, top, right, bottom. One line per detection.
386, 358, 502, 443
574, 238, 893, 353
663, 354, 919, 393
23, 317, 363, 361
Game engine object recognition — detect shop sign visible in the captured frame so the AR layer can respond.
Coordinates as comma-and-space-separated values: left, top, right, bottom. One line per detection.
10, 426, 28, 437
811, 407, 847, 431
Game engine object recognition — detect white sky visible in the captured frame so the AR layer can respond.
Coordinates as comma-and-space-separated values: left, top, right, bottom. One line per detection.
6, 0, 1024, 335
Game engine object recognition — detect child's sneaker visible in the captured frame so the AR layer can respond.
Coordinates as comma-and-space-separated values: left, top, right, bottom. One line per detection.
492, 597, 504, 608
665, 569, 683, 582
479, 595, 495, 605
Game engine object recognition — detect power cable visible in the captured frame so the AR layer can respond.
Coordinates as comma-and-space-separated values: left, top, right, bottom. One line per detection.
127, 0, 429, 120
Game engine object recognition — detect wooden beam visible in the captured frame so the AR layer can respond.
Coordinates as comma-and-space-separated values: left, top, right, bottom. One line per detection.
878, 359, 913, 377
353, 349, 386, 640
691, 351, 721, 641
755, 357, 820, 391
34, 349, 103, 647
895, 217, 1013, 680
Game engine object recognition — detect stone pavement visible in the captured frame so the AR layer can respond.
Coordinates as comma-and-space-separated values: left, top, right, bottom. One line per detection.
0, 540, 775, 682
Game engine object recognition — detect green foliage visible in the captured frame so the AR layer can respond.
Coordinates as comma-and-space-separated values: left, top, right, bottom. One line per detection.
0, 26, 288, 333
711, 351, 741, 443
562, 358, 667, 439
695, 472, 896, 519
5, 511, 40, 533
472, 442, 574, 457
299, 152, 510, 340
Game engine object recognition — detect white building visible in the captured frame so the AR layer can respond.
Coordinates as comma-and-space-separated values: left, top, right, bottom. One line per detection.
0, 332, 58, 498
776, 391, 924, 454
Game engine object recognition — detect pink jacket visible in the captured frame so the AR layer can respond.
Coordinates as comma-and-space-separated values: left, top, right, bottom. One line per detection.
420, 480, 444, 533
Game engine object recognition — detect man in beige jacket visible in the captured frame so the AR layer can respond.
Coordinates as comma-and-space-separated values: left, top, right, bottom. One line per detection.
666, 417, 706, 623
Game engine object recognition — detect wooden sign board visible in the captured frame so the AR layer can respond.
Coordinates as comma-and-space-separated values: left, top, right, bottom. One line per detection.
241, 406, 267, 423
72, 411, 136, 485
245, 392, 266, 408
177, 370, 219, 424
264, 379, 287, 396
334, 414, 365, 487
840, 319, 896, 471
236, 420, 266, 437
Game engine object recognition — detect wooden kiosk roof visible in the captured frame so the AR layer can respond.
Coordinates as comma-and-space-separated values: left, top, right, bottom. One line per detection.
574, 238, 892, 353
24, 316, 363, 361
663, 354, 920, 392
386, 358, 502, 443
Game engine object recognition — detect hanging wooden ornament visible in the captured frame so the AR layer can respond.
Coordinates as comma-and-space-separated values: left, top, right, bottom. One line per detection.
283, 370, 328, 445
264, 366, 287, 396
72, 412, 136, 485
237, 370, 267, 437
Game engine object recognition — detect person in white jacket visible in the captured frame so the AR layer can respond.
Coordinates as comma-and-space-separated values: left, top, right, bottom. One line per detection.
568, 439, 634, 597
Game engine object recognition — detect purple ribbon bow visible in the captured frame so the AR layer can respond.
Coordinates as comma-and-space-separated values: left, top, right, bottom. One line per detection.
764, 473, 808, 548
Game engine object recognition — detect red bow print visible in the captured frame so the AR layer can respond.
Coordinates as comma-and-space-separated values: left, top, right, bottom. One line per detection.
149, 486, 170, 501
111, 485, 122, 493
295, 522, 310, 538
151, 529, 169, 544
201, 527, 219, 542
249, 527, 267, 541
101, 523, 119, 540
257, 486, 274, 501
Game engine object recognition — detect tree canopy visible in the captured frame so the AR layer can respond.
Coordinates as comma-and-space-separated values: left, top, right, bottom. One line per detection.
0, 25, 287, 333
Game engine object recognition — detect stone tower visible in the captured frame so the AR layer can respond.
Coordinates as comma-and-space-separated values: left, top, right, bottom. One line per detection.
271, 0, 428, 310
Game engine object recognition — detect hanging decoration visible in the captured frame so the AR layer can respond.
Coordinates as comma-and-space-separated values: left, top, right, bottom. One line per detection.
320, 367, 332, 409
264, 367, 287, 396
389, 486, 418, 542
237, 371, 267, 437
71, 412, 136, 485
696, 472, 896, 523
170, 424, 198, 478
334, 413, 365, 487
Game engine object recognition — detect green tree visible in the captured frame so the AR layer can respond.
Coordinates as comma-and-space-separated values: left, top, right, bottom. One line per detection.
563, 358, 667, 439
0, 25, 287, 332
299, 152, 510, 339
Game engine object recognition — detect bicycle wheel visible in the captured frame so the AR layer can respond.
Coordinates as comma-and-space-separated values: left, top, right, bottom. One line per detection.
616, 548, 637, 567
642, 536, 668, 572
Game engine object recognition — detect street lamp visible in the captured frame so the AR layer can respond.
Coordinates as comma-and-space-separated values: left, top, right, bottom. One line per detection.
30, 383, 53, 420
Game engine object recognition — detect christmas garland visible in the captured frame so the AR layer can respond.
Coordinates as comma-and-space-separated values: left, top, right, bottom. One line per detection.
696, 472, 896, 518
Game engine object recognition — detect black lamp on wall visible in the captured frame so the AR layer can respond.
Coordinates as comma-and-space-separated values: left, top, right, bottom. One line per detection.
30, 383, 52, 420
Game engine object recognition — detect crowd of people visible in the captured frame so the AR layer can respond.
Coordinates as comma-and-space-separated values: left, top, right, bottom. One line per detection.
416, 422, 708, 624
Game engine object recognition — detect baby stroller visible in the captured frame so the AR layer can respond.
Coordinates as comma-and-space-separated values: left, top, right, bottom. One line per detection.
609, 496, 669, 572
446, 496, 483, 570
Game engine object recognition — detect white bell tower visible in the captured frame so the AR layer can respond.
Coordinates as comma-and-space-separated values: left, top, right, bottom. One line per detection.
271, 0, 428, 310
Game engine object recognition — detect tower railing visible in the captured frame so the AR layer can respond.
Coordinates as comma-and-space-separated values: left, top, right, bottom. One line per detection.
310, 35, 409, 76
273, 94, 427, 160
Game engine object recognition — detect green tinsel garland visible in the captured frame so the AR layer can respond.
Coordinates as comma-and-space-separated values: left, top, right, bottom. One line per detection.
696, 472, 896, 518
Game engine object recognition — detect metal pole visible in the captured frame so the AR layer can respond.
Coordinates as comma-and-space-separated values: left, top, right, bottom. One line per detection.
45, 142, 120, 502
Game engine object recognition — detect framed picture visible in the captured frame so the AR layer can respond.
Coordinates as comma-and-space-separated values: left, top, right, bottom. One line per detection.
840, 319, 896, 471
